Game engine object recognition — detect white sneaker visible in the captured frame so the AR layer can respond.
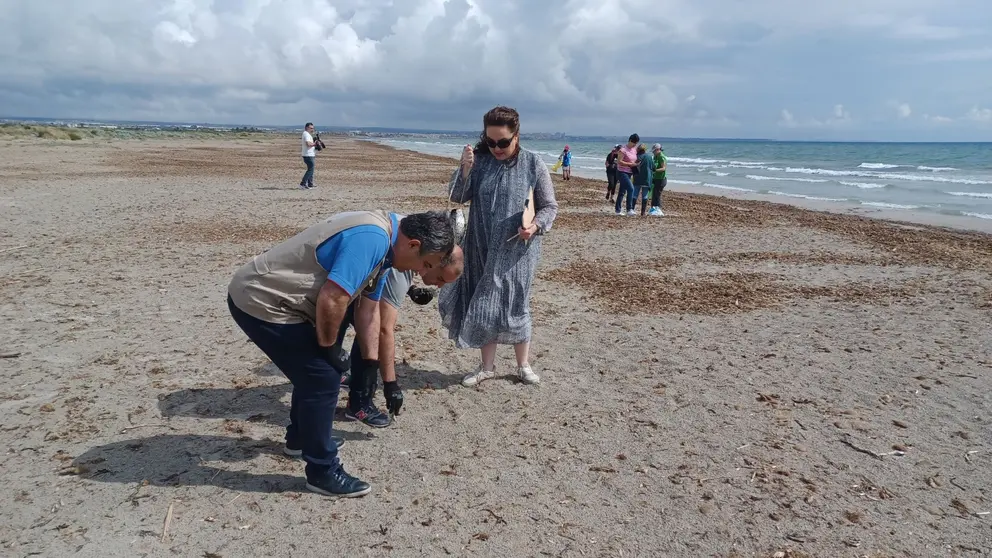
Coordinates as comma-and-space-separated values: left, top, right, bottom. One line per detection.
517, 364, 540, 385
462, 364, 496, 387
618, 209, 626, 216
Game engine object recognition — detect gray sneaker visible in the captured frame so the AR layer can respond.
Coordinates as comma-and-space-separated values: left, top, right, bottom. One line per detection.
462, 364, 496, 387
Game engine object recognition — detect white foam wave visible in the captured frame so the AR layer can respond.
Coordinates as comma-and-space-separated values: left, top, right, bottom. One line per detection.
746, 174, 829, 183
859, 162, 901, 169
861, 201, 920, 210
668, 157, 768, 167
767, 190, 848, 202
946, 191, 992, 199
701, 183, 755, 192
962, 212, 992, 220
668, 157, 721, 164
918, 166, 957, 172
669, 180, 703, 185
674, 163, 717, 169
839, 181, 888, 189
785, 167, 992, 185
710, 171, 730, 177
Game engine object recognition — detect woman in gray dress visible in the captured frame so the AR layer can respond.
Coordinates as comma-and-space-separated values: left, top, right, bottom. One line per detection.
439, 106, 559, 386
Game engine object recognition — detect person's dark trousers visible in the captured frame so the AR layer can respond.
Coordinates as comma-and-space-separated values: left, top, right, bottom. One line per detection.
606, 168, 617, 199
227, 295, 340, 480
347, 334, 378, 411
301, 156, 315, 187
615, 171, 634, 213
652, 177, 667, 209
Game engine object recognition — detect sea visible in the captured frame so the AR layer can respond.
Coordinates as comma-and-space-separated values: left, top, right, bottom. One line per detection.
374, 137, 992, 224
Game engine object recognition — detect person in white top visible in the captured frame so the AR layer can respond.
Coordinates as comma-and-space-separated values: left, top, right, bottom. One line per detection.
301, 122, 317, 189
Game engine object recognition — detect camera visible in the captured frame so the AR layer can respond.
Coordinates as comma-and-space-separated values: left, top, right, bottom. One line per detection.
313, 131, 326, 151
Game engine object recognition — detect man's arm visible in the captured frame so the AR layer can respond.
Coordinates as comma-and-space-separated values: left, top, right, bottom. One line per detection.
378, 302, 400, 383
353, 296, 380, 360
315, 281, 352, 347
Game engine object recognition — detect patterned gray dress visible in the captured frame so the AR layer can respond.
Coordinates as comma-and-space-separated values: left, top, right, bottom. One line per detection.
439, 148, 559, 348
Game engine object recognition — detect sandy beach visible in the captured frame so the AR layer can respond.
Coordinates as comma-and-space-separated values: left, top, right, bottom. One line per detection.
1, 133, 991, 557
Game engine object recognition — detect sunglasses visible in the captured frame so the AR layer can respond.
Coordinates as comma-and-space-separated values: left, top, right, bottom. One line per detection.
484, 135, 514, 149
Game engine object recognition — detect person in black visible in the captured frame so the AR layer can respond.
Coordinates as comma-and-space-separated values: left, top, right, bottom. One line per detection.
605, 144, 620, 201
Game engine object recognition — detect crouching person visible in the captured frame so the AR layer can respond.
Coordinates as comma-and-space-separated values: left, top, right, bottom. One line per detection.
226, 210, 455, 498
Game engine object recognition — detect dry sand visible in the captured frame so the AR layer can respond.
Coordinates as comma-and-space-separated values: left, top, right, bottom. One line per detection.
1, 134, 991, 557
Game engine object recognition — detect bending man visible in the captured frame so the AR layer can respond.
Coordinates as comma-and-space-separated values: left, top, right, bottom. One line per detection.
227, 210, 455, 498
341, 245, 465, 427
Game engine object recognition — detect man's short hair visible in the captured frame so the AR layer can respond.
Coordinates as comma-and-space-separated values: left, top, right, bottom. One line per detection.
400, 211, 456, 261
305, 122, 313, 128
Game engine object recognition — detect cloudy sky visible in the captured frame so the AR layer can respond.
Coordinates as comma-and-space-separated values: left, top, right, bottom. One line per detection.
2, 0, 991, 141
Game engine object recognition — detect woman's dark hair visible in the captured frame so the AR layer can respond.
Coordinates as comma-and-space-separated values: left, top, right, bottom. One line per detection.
474, 106, 521, 156
628, 133, 640, 144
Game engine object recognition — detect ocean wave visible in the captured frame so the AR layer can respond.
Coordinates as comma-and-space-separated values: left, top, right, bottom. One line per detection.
668, 157, 768, 167
946, 191, 992, 199
710, 171, 730, 177
673, 162, 717, 169
918, 166, 957, 172
767, 190, 848, 202
668, 157, 722, 164
859, 162, 901, 169
745, 174, 829, 183
962, 211, 992, 220
861, 201, 920, 210
839, 181, 888, 189
701, 183, 755, 192
669, 180, 703, 185
785, 167, 992, 185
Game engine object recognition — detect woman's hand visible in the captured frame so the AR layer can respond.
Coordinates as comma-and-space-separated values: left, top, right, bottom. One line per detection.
517, 223, 539, 241
460, 144, 474, 175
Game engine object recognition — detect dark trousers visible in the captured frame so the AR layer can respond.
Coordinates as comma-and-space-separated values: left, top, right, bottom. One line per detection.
652, 177, 667, 209
227, 296, 340, 479
614, 171, 634, 213
301, 156, 315, 186
332, 301, 378, 411
606, 168, 617, 198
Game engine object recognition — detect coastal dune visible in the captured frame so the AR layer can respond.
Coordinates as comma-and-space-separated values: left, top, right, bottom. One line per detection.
1, 134, 990, 557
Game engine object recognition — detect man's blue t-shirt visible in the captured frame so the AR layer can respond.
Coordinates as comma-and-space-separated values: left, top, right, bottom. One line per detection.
314, 213, 399, 302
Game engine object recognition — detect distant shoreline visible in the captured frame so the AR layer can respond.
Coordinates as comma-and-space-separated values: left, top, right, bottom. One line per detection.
3, 116, 990, 144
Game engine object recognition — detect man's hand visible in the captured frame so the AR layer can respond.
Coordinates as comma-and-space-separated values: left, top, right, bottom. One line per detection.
325, 343, 350, 373
407, 286, 435, 305
384, 381, 403, 416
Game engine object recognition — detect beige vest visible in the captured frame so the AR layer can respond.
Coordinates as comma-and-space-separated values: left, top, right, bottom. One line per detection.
228, 211, 393, 324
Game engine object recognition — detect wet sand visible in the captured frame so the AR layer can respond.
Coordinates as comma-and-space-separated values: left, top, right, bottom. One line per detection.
1, 134, 990, 557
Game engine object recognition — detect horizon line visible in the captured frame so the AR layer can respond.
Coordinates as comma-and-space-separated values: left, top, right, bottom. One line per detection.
2, 115, 989, 145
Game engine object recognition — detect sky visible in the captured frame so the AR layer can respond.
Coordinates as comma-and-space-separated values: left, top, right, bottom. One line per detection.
2, 0, 991, 141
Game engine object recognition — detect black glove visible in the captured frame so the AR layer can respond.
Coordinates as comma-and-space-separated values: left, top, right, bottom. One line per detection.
325, 343, 350, 374
384, 381, 403, 416
407, 286, 435, 305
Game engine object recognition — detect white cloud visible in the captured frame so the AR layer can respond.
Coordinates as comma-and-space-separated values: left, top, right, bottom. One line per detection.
967, 106, 992, 123
778, 109, 797, 128
889, 101, 912, 119
0, 0, 988, 139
